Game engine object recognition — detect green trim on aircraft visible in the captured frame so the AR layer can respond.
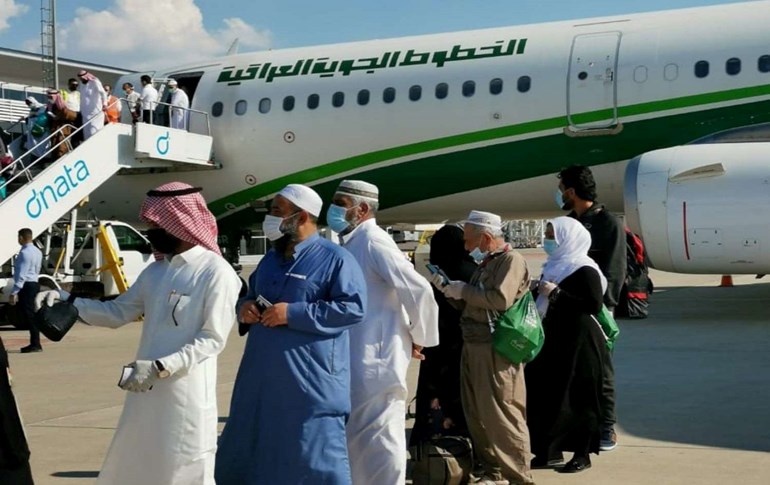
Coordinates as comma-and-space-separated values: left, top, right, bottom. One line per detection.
217, 39, 528, 85
209, 83, 770, 218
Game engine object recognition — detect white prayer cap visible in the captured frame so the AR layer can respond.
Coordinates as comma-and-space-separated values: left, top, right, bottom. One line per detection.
277, 184, 323, 217
167, 79, 178, 87
462, 210, 502, 231
335, 180, 379, 201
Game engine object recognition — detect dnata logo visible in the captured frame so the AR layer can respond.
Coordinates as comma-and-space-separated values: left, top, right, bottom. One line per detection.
156, 131, 170, 155
26, 159, 91, 219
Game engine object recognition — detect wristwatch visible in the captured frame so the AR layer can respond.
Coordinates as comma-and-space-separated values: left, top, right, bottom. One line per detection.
155, 360, 171, 379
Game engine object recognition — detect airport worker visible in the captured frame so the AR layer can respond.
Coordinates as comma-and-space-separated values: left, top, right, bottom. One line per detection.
327, 180, 439, 484
527, 217, 609, 473
60, 78, 81, 113
215, 184, 367, 485
36, 181, 241, 485
9, 228, 43, 354
103, 84, 122, 124
76, 70, 108, 141
556, 165, 624, 451
0, 337, 34, 484
167, 80, 190, 130
429, 210, 534, 485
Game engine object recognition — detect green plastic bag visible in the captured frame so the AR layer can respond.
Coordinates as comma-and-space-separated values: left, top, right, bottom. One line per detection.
492, 292, 544, 364
595, 305, 620, 351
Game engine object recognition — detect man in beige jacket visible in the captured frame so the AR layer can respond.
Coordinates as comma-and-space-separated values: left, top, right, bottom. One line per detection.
430, 210, 533, 485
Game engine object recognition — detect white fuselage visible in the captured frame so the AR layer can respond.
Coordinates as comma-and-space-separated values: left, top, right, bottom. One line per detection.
92, 1, 770, 226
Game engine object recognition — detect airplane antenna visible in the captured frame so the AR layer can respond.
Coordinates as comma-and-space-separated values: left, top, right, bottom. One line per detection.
226, 38, 240, 56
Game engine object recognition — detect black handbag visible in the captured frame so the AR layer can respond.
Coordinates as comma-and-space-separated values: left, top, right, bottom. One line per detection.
34, 301, 79, 342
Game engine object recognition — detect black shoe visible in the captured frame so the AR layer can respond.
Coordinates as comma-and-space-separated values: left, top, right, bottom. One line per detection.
20, 345, 43, 353
559, 456, 591, 473
531, 452, 564, 469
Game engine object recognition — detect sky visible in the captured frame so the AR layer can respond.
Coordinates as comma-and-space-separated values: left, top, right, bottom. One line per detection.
0, 0, 756, 70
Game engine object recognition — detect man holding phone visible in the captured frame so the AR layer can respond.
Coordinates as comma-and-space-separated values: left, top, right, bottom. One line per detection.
216, 184, 367, 485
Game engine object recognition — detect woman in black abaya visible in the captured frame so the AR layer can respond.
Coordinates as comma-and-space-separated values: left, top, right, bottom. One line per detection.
409, 225, 476, 445
527, 217, 609, 473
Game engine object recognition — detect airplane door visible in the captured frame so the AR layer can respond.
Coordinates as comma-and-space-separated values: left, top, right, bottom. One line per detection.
567, 32, 621, 132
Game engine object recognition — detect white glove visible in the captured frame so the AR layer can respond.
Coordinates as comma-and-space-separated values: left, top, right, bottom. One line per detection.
539, 280, 558, 298
34, 289, 71, 311
443, 281, 466, 300
429, 273, 447, 289
120, 360, 158, 393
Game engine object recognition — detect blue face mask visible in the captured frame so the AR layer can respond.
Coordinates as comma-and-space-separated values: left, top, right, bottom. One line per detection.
469, 247, 488, 263
555, 189, 566, 210
543, 239, 559, 256
326, 204, 351, 233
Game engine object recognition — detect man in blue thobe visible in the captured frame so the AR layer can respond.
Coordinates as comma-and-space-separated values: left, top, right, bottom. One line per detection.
215, 184, 367, 485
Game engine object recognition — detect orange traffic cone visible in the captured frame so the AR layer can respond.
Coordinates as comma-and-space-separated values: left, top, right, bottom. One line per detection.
720, 275, 734, 287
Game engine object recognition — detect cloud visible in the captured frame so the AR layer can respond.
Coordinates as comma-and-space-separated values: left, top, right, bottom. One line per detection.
52, 0, 271, 69
0, 0, 28, 33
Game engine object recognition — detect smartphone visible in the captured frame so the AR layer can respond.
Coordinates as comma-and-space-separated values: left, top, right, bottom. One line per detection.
255, 295, 273, 313
425, 264, 450, 285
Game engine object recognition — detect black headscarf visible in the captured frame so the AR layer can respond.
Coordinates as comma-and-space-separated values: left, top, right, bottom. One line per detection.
429, 225, 476, 283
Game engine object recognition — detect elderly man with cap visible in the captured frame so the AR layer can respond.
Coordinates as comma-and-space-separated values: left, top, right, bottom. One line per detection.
36, 182, 241, 485
167, 80, 190, 130
215, 184, 367, 485
77, 69, 108, 140
430, 210, 534, 485
327, 179, 439, 484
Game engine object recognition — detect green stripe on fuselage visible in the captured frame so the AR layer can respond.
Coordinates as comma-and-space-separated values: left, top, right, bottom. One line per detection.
210, 83, 770, 220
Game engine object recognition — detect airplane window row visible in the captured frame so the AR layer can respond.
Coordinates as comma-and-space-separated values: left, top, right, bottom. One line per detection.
695, 55, 770, 78
211, 76, 533, 117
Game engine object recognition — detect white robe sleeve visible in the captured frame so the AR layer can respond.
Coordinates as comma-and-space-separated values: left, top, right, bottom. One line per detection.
74, 270, 146, 328
95, 79, 108, 108
158, 266, 240, 377
369, 239, 440, 348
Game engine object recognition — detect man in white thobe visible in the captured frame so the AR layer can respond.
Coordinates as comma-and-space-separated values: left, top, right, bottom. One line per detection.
168, 79, 190, 130
36, 182, 240, 485
327, 180, 440, 484
77, 69, 108, 141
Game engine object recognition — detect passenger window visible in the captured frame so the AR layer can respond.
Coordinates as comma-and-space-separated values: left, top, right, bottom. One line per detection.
634, 66, 648, 83
489, 78, 503, 95
211, 101, 223, 117
332, 92, 345, 108
664, 64, 679, 82
435, 83, 448, 99
695, 61, 710, 78
759, 55, 770, 73
307, 94, 320, 110
383, 87, 396, 104
283, 96, 295, 112
517, 76, 531, 93
235, 100, 247, 115
726, 58, 741, 76
357, 89, 370, 106
462, 81, 475, 97
409, 85, 422, 101
259, 98, 271, 114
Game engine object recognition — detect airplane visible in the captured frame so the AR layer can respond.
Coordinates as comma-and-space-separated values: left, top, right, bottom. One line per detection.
80, 0, 770, 274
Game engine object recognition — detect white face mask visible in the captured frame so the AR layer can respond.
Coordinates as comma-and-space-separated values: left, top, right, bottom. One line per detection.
262, 215, 286, 241
262, 213, 301, 241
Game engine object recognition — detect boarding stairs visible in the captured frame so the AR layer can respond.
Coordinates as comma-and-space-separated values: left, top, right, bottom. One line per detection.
0, 101, 217, 266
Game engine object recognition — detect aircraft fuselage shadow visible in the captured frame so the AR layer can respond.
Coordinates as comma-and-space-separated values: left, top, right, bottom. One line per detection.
615, 283, 770, 452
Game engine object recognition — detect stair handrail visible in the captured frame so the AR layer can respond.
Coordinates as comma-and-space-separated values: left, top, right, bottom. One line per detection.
0, 96, 125, 193
149, 99, 211, 136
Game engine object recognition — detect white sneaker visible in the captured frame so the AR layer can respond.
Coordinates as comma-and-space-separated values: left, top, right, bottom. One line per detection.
471, 476, 509, 485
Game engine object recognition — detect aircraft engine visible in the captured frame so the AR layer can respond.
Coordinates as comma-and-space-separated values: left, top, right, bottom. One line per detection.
624, 142, 770, 274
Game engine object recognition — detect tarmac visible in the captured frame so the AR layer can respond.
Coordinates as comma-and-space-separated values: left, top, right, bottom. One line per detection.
3, 249, 770, 484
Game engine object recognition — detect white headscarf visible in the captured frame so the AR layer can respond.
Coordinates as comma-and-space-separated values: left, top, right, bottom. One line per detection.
536, 216, 608, 317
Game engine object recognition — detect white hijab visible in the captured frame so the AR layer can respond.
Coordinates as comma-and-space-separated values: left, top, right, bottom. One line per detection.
536, 216, 608, 317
